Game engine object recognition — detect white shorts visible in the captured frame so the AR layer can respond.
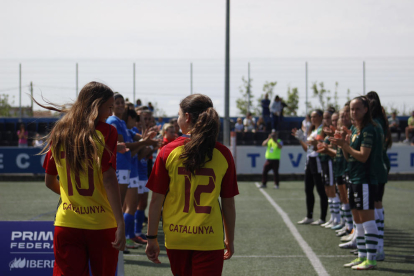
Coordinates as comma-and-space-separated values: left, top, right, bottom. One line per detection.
116, 170, 130, 185
128, 176, 139, 188
138, 180, 149, 194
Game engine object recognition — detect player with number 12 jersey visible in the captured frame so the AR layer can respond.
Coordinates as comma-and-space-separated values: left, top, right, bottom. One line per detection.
147, 135, 239, 250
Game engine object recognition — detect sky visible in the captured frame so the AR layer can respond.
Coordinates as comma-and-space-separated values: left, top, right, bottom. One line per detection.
1, 0, 414, 116
1, 0, 414, 59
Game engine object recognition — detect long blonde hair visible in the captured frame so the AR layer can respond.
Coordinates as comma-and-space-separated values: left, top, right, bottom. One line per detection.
36, 82, 114, 176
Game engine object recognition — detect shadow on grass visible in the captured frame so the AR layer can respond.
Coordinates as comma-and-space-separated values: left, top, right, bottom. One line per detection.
383, 227, 414, 267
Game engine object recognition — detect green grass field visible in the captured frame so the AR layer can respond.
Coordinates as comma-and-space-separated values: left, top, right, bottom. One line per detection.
1, 181, 414, 275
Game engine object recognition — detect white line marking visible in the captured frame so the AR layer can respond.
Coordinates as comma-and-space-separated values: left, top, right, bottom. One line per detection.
255, 182, 329, 276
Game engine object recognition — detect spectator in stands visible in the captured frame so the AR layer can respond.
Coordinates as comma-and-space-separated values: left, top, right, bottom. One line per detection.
17, 124, 28, 147
243, 112, 256, 132
388, 111, 401, 141
256, 117, 266, 132
302, 114, 311, 136
234, 118, 244, 132
135, 99, 142, 108
403, 111, 414, 144
270, 95, 283, 131
148, 102, 154, 112
261, 93, 271, 130
32, 133, 44, 148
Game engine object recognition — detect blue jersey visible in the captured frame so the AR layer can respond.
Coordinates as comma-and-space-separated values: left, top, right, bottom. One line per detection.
106, 115, 132, 170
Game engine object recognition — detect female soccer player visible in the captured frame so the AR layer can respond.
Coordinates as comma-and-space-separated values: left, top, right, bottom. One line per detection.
318, 111, 341, 229
106, 93, 157, 249
40, 81, 126, 275
292, 109, 328, 225
330, 96, 379, 270
145, 94, 239, 276
366, 91, 392, 261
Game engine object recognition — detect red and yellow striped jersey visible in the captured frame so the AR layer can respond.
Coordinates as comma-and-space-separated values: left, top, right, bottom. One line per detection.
43, 122, 118, 230
146, 136, 239, 250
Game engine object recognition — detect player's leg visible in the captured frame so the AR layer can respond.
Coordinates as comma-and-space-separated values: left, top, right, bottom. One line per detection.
133, 181, 148, 244
348, 184, 378, 270
53, 226, 89, 276
124, 185, 139, 240
298, 162, 315, 224
87, 228, 119, 276
116, 170, 130, 206
375, 183, 385, 261
192, 250, 224, 276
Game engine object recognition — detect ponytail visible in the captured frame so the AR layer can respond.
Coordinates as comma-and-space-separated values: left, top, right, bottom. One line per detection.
179, 94, 220, 175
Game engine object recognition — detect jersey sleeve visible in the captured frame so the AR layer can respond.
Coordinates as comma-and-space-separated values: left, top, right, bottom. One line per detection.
278, 139, 284, 146
361, 126, 374, 148
43, 149, 58, 175
217, 145, 239, 198
146, 147, 170, 194
101, 125, 118, 172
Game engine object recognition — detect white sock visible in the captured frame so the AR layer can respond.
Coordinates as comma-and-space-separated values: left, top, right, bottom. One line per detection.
332, 196, 341, 223
376, 208, 384, 248
342, 203, 353, 230
356, 223, 367, 259
363, 220, 379, 261
328, 198, 333, 222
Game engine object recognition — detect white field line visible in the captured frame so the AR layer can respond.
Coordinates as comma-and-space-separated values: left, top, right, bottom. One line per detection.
255, 182, 329, 276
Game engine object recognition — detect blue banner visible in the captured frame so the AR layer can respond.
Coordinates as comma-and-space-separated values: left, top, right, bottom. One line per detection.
0, 147, 45, 174
0, 221, 55, 276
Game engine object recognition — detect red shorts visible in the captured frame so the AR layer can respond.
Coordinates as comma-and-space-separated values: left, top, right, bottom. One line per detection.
53, 226, 119, 276
166, 248, 224, 276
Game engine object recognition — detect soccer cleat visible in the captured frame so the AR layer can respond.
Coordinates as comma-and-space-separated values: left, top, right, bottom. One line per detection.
352, 259, 377, 270
324, 222, 335, 228
297, 217, 313, 224
335, 225, 347, 233
339, 240, 357, 249
258, 184, 267, 189
321, 219, 333, 227
331, 223, 345, 230
131, 236, 147, 245
311, 219, 325, 225
340, 229, 355, 242
125, 239, 141, 249
336, 229, 351, 237
344, 257, 366, 268
273, 185, 279, 189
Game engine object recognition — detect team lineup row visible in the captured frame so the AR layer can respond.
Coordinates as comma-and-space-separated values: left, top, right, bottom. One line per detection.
288, 91, 390, 270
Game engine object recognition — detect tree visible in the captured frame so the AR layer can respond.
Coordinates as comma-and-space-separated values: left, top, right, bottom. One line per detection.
0, 94, 13, 117
236, 76, 254, 115
284, 87, 299, 116
311, 82, 342, 112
